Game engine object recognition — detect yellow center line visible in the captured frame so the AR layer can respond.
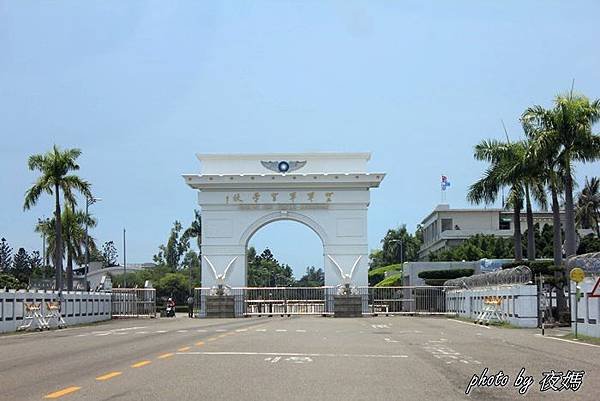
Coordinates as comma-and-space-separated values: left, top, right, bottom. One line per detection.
131, 360, 152, 368
195, 341, 205, 346
158, 352, 174, 359
178, 346, 191, 352
44, 386, 81, 399
96, 371, 122, 381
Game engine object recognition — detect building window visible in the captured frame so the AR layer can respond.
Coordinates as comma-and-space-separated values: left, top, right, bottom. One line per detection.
441, 218, 453, 232
499, 217, 511, 230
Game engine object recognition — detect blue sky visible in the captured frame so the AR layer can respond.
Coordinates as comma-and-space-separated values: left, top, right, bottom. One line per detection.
1, 1, 599, 279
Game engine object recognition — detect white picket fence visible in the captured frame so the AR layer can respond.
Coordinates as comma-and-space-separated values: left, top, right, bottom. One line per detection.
446, 284, 538, 327
0, 289, 111, 333
571, 278, 600, 338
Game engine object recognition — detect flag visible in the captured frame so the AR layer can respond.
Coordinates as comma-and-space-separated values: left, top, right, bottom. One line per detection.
441, 175, 451, 191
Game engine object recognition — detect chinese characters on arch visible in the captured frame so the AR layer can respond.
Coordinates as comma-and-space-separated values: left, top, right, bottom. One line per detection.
225, 191, 334, 205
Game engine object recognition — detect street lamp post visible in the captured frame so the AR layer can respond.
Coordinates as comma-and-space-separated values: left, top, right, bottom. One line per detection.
390, 239, 404, 264
84, 197, 101, 291
38, 217, 49, 279
123, 228, 127, 288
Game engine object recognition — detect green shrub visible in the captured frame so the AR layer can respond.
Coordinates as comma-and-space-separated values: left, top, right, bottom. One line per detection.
368, 263, 402, 286
423, 278, 450, 286
418, 269, 474, 280
0, 273, 26, 289
375, 273, 403, 287
501, 260, 555, 276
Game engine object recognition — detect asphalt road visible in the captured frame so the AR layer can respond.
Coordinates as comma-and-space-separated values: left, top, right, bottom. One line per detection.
1, 315, 598, 401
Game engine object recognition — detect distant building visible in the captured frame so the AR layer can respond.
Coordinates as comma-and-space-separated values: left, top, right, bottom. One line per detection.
418, 204, 581, 261
85, 262, 155, 289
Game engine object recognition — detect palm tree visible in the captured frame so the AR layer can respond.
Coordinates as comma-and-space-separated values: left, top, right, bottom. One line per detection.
523, 93, 600, 257
467, 139, 525, 261
182, 210, 202, 252
576, 176, 600, 237
518, 135, 549, 261
24, 146, 92, 290
182, 210, 201, 292
522, 116, 569, 315
35, 209, 97, 290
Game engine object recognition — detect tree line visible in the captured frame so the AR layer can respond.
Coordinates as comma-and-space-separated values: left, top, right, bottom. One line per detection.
0, 237, 53, 289
467, 90, 600, 315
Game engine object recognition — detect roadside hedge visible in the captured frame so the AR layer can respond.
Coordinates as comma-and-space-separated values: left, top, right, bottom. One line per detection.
501, 260, 559, 276
374, 273, 403, 287
417, 269, 474, 280
369, 264, 402, 286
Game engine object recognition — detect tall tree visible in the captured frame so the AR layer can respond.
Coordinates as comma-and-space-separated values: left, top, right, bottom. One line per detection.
182, 210, 202, 251
379, 225, 422, 265
11, 247, 31, 284
576, 176, 600, 237
35, 209, 97, 289
467, 139, 525, 261
247, 247, 295, 287
102, 241, 119, 267
23, 146, 92, 290
523, 106, 568, 316
62, 208, 97, 289
154, 221, 189, 270
523, 93, 600, 257
296, 266, 324, 287
0, 237, 12, 272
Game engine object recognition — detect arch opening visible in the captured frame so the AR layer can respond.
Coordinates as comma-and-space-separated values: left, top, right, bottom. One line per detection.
244, 218, 325, 288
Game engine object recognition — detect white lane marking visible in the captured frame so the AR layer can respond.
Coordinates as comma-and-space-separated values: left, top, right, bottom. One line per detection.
295, 329, 306, 333
235, 329, 248, 332
216, 329, 227, 332
135, 331, 149, 334
115, 332, 128, 335
155, 330, 168, 333
276, 329, 287, 332
534, 334, 600, 348
286, 356, 312, 364
177, 330, 188, 333
371, 324, 389, 329
423, 339, 479, 365
384, 338, 400, 343
264, 356, 313, 364
196, 329, 207, 333
76, 334, 89, 337
177, 351, 408, 359
113, 326, 147, 332
256, 329, 267, 332
448, 319, 491, 329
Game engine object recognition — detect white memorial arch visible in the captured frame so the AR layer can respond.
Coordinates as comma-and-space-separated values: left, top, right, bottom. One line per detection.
183, 152, 384, 290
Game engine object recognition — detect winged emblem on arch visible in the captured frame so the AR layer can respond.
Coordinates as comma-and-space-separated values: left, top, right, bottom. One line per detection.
261, 160, 307, 173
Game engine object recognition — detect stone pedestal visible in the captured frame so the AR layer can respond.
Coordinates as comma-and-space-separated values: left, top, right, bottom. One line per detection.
334, 295, 363, 318
205, 296, 235, 318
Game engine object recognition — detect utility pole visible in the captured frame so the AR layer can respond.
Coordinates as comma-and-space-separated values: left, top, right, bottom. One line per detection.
123, 228, 127, 288
38, 217, 47, 278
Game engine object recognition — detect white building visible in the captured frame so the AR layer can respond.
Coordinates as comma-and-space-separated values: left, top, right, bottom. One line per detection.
418, 204, 570, 260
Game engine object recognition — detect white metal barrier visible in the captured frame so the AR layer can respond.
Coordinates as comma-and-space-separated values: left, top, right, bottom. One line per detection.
446, 284, 538, 327
193, 286, 456, 317
0, 289, 111, 333
111, 288, 156, 318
